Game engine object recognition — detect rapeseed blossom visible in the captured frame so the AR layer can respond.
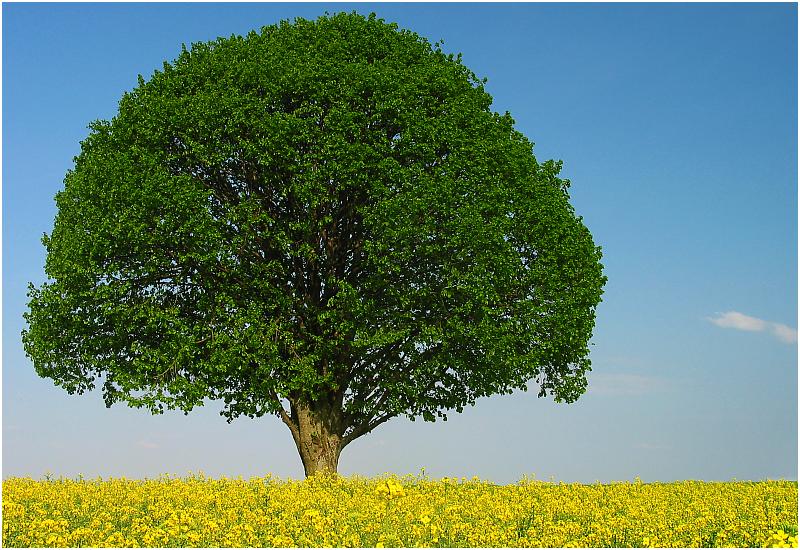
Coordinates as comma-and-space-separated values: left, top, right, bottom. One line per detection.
764, 530, 800, 548
2, 473, 796, 547
376, 478, 405, 499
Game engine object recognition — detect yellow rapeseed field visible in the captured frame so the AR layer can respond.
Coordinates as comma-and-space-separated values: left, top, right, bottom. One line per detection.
2, 473, 797, 548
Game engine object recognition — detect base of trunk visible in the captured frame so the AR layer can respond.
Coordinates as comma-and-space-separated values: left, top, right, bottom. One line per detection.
300, 442, 341, 477
292, 401, 343, 477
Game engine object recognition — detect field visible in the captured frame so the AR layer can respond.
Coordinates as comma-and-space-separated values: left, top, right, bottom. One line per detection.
2, 474, 797, 548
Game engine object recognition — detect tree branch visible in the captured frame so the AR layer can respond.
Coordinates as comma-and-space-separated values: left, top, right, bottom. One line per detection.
267, 389, 300, 445
341, 410, 395, 449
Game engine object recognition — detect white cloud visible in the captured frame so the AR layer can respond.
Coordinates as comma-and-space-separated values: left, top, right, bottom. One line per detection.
137, 440, 159, 449
707, 311, 797, 344
707, 311, 767, 332
771, 323, 798, 344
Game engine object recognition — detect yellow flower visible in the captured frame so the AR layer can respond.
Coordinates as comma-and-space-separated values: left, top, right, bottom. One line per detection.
376, 479, 405, 500
1, 474, 796, 548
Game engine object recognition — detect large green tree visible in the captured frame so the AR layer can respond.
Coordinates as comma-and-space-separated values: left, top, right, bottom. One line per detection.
23, 12, 606, 476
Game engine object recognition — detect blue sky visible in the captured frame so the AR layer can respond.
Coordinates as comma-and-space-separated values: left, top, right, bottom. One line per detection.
3, 3, 797, 483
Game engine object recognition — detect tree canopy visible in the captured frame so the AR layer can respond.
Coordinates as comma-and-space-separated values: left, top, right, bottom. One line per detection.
23, 12, 606, 475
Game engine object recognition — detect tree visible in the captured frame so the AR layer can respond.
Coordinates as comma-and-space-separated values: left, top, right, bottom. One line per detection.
23, 12, 606, 476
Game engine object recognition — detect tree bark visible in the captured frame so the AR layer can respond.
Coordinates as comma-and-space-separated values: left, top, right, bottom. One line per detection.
289, 400, 343, 476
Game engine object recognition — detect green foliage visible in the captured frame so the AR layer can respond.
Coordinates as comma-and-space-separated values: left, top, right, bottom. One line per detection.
23, 12, 606, 442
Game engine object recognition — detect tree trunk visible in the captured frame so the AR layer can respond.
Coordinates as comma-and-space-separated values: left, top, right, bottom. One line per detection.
290, 400, 343, 477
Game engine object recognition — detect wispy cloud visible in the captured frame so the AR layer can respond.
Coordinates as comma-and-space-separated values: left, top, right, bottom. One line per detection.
587, 373, 664, 396
707, 311, 767, 332
707, 311, 797, 344
771, 323, 798, 344
137, 440, 159, 450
